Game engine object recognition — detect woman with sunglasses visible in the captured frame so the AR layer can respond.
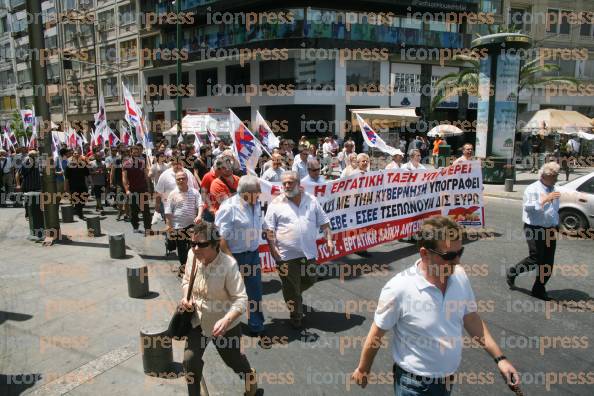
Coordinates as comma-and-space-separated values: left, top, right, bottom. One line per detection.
180, 222, 257, 396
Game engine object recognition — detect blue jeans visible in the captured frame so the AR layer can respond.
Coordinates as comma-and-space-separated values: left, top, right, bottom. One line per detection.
394, 365, 452, 396
233, 250, 265, 333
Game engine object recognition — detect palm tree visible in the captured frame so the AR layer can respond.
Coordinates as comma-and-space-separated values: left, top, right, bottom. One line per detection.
431, 29, 579, 111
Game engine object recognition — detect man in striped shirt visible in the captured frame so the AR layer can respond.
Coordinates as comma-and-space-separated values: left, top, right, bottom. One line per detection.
165, 170, 204, 275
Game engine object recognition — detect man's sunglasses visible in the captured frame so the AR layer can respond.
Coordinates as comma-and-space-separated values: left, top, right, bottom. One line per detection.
309, 168, 320, 171
427, 247, 464, 261
190, 241, 210, 248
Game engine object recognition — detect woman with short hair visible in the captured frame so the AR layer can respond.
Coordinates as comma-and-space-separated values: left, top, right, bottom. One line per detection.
180, 222, 257, 396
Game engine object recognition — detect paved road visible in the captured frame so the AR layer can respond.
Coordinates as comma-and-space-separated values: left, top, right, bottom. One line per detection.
2, 196, 592, 396
109, 197, 593, 396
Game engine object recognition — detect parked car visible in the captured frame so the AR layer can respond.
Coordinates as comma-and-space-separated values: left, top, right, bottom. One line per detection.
557, 172, 594, 232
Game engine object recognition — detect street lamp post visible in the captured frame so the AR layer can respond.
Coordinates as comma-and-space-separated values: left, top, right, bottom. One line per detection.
176, 0, 182, 138
26, 0, 60, 245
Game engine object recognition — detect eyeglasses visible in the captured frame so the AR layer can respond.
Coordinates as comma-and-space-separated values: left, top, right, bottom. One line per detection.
427, 247, 464, 261
176, 178, 187, 182
309, 168, 320, 171
190, 241, 210, 249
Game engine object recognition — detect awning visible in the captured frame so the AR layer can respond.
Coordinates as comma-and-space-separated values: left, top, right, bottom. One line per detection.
351, 108, 419, 128
518, 109, 594, 135
428, 124, 464, 137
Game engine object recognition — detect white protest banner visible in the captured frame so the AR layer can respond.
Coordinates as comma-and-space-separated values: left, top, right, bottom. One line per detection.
255, 161, 484, 271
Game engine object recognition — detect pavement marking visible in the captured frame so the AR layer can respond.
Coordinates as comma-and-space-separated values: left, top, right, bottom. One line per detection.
26, 341, 138, 396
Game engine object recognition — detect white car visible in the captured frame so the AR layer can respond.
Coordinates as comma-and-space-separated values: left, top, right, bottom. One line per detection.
557, 172, 594, 232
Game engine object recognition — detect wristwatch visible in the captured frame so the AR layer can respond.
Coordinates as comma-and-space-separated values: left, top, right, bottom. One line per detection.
494, 355, 507, 364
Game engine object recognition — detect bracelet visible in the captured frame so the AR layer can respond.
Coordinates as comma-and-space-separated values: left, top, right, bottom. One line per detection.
494, 355, 507, 364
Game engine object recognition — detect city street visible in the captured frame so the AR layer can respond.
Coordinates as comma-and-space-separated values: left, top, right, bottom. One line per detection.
1, 196, 592, 396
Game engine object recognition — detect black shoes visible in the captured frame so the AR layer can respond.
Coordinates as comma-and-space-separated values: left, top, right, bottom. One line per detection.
289, 317, 303, 330
531, 286, 550, 301
506, 274, 515, 289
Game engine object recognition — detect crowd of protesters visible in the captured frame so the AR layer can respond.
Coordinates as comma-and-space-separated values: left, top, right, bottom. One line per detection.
0, 131, 575, 396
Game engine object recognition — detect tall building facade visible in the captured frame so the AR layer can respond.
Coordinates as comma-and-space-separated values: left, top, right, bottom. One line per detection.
139, 0, 505, 141
505, 0, 594, 117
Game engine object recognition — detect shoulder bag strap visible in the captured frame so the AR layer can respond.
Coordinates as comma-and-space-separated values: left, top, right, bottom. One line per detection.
218, 175, 237, 194
185, 256, 199, 301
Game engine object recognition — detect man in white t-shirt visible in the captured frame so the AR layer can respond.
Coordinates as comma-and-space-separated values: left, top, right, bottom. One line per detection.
164, 170, 203, 274
351, 216, 520, 395
264, 171, 333, 329
155, 157, 198, 217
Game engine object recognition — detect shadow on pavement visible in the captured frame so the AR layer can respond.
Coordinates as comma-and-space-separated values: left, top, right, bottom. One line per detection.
63, 240, 109, 248
139, 291, 160, 300
512, 287, 592, 307
0, 373, 40, 396
140, 254, 177, 261
0, 311, 33, 325
262, 279, 282, 295
253, 307, 366, 346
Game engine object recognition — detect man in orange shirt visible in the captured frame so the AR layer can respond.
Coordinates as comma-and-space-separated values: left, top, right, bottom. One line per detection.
209, 157, 239, 213
432, 135, 445, 166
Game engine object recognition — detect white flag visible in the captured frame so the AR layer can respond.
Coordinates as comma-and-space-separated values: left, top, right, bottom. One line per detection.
229, 110, 263, 174
254, 111, 280, 151
355, 114, 399, 156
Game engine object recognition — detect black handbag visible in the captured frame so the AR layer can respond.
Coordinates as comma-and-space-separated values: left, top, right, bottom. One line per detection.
168, 257, 198, 339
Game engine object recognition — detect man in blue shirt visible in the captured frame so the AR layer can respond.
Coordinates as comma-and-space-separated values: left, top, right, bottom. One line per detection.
507, 162, 561, 300
215, 175, 267, 343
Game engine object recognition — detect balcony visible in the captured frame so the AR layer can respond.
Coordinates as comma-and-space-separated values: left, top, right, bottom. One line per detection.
151, 20, 470, 67
10, 0, 26, 11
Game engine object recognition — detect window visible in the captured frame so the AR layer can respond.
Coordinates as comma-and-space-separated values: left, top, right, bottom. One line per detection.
393, 72, 421, 93
46, 63, 60, 81
546, 9, 558, 33
42, 6, 57, 24
45, 35, 58, 49
295, 59, 334, 89
560, 10, 572, 35
100, 44, 117, 65
119, 3, 136, 26
168, 72, 189, 98
0, 16, 8, 34
80, 22, 93, 39
17, 68, 31, 85
102, 77, 118, 99
559, 60, 575, 76
0, 70, 15, 87
0, 96, 17, 111
195, 68, 217, 97
346, 60, 380, 88
120, 39, 137, 62
580, 21, 591, 37
260, 59, 295, 86
147, 75, 164, 100
577, 176, 594, 194
225, 64, 250, 94
79, 0, 94, 10
20, 96, 34, 109
0, 43, 11, 60
64, 23, 77, 43
98, 10, 115, 30
122, 74, 139, 94
509, 8, 530, 34
82, 49, 96, 74
168, 72, 189, 86
62, 0, 76, 11
401, 17, 422, 30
